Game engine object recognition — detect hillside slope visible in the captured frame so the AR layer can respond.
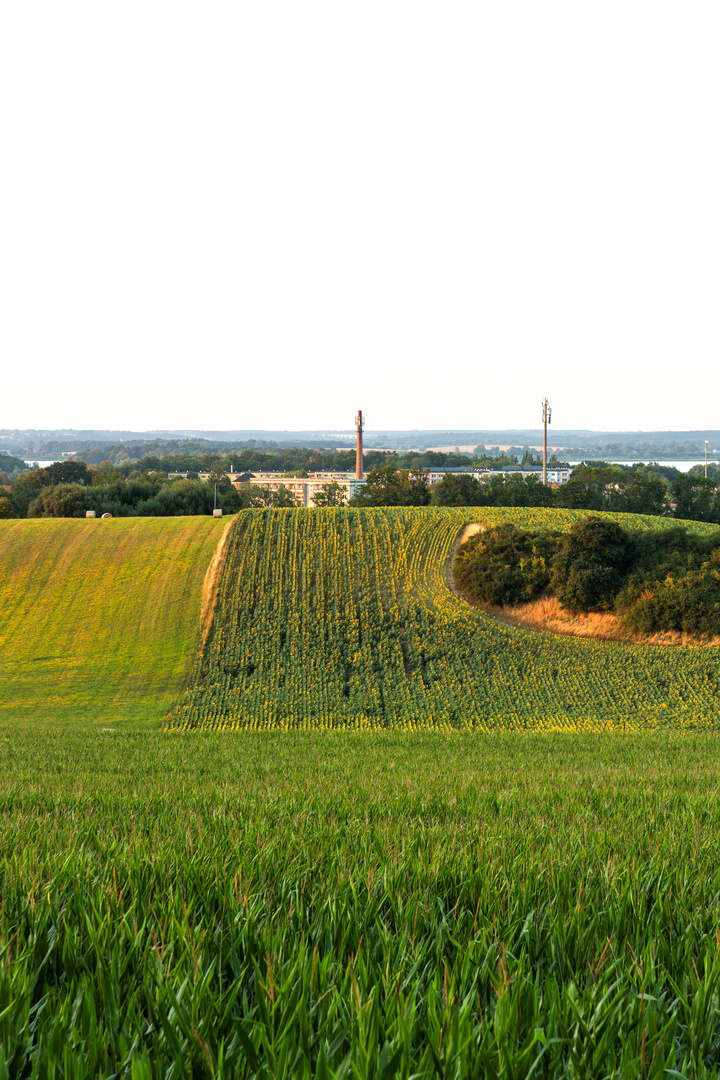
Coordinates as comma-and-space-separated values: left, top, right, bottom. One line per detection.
168, 506, 720, 733
0, 517, 229, 727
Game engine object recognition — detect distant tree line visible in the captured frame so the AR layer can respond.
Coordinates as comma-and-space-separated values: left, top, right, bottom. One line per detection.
6, 429, 720, 461
0, 459, 337, 518
350, 462, 720, 522
2, 453, 720, 524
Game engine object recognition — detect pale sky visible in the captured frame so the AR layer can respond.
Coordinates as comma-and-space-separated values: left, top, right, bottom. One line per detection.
2, 2, 719, 434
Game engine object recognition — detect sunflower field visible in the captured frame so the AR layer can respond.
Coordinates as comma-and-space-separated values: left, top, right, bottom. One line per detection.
166, 506, 720, 732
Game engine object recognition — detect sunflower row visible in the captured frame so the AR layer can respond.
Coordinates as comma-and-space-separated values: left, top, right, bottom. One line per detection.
165, 506, 720, 732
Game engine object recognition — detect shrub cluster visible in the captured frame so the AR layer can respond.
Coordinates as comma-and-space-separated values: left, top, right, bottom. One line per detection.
27, 479, 216, 518
453, 524, 562, 606
454, 516, 720, 636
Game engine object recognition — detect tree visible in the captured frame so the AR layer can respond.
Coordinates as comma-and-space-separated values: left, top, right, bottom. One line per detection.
350, 466, 430, 507
93, 481, 163, 516
551, 516, 630, 612
127, 470, 168, 484
521, 475, 558, 507
45, 460, 91, 486
272, 485, 299, 508
231, 483, 300, 509
688, 462, 720, 484
672, 474, 717, 522
454, 524, 561, 605
312, 482, 347, 507
219, 487, 243, 513
0, 496, 17, 518
28, 483, 95, 518
618, 468, 667, 516
0, 454, 29, 476
431, 473, 486, 506
134, 480, 215, 516
207, 465, 232, 488
90, 466, 127, 487
11, 470, 52, 517
233, 483, 275, 508
489, 473, 557, 508
557, 466, 619, 511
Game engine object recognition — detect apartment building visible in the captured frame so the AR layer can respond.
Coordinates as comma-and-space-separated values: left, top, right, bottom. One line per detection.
239, 471, 366, 507
426, 465, 573, 486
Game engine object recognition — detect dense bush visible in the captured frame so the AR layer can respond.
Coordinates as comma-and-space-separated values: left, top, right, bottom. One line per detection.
350, 465, 431, 507
0, 495, 18, 518
453, 523, 562, 605
134, 479, 216, 516
614, 527, 717, 609
551, 517, 631, 612
454, 514, 720, 636
27, 479, 217, 518
623, 550, 720, 635
27, 482, 94, 518
431, 473, 486, 506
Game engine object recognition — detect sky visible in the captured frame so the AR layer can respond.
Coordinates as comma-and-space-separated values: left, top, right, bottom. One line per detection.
2, 1, 719, 434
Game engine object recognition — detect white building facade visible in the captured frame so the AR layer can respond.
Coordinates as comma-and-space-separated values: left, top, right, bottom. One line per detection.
235, 471, 366, 507
426, 465, 573, 486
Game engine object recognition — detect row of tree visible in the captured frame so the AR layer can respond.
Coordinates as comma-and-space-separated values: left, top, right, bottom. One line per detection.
349, 463, 720, 521
1, 445, 553, 481
2, 457, 720, 523
0, 459, 343, 518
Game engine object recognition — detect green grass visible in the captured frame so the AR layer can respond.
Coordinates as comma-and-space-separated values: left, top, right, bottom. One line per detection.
169, 506, 720, 733
0, 516, 227, 728
3, 728, 720, 1076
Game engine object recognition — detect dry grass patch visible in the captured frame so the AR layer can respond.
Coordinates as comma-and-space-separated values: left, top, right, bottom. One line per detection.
491, 594, 720, 648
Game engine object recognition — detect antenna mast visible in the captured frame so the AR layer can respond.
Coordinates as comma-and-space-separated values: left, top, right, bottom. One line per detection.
541, 398, 552, 484
355, 410, 364, 480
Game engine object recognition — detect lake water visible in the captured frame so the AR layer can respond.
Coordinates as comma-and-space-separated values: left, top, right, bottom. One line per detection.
567, 460, 714, 473
16, 458, 718, 474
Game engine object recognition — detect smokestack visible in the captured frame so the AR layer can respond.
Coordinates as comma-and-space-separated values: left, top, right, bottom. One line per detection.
355, 410, 364, 480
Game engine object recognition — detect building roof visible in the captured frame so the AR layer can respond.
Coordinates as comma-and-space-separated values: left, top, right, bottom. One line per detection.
427, 467, 476, 474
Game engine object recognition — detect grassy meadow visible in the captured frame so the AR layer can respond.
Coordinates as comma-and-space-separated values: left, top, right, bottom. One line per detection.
0, 516, 227, 728
3, 728, 720, 1077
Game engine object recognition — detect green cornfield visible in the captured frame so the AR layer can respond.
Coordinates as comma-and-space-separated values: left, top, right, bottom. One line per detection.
3, 729, 720, 1077
167, 507, 720, 733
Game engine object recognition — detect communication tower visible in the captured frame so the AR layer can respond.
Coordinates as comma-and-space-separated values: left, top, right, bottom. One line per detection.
541, 398, 552, 484
355, 410, 364, 480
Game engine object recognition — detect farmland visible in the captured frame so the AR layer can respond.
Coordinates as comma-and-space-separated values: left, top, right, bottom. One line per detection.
4, 510, 720, 1075
169, 506, 720, 732
4, 727, 720, 1076
0, 516, 227, 727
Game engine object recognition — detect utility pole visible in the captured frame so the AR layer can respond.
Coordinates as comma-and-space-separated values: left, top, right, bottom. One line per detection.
541, 397, 552, 484
705, 440, 709, 479
355, 410, 364, 480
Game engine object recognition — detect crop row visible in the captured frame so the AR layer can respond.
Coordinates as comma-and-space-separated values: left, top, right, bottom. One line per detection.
5, 729, 720, 1077
166, 507, 720, 732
